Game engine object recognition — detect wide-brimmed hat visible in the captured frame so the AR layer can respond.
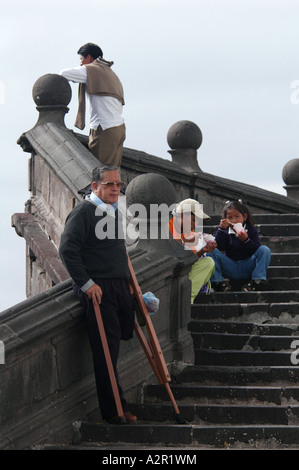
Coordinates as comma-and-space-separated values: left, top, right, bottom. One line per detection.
174, 198, 210, 220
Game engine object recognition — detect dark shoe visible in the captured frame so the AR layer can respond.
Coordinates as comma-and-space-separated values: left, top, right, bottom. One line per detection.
212, 281, 231, 292
124, 412, 138, 423
106, 412, 137, 425
242, 280, 269, 292
106, 415, 126, 425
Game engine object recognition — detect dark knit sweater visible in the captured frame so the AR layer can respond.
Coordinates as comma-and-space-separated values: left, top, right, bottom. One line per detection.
59, 199, 129, 289
215, 225, 261, 260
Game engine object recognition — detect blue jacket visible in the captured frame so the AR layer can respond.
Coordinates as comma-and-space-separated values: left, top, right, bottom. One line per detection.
215, 225, 261, 260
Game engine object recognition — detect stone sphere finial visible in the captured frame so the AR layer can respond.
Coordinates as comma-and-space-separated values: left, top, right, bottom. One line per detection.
125, 173, 194, 259
167, 121, 202, 172
282, 158, 299, 186
282, 158, 299, 202
32, 73, 72, 107
125, 173, 177, 252
126, 173, 177, 211
167, 120, 202, 150
126, 173, 194, 260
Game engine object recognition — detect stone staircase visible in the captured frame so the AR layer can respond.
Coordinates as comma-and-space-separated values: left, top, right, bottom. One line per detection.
67, 213, 299, 449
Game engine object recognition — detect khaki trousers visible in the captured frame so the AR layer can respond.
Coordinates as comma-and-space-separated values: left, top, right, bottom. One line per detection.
89, 123, 126, 167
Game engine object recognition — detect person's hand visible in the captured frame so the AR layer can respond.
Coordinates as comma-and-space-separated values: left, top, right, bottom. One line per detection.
237, 231, 248, 242
86, 283, 103, 307
128, 281, 134, 295
197, 240, 217, 257
203, 240, 217, 253
219, 218, 231, 229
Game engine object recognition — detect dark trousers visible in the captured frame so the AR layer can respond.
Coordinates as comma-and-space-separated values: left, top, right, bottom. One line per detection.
73, 279, 134, 420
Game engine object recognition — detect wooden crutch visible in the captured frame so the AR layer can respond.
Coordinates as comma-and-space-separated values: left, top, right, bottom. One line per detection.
93, 302, 126, 424
128, 254, 186, 424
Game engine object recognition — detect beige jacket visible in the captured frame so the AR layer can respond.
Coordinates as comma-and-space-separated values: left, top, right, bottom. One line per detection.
75, 58, 124, 130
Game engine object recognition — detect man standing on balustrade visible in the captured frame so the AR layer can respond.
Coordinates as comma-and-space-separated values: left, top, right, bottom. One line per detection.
60, 43, 125, 167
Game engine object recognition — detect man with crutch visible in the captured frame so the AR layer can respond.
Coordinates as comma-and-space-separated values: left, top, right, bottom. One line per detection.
59, 165, 137, 424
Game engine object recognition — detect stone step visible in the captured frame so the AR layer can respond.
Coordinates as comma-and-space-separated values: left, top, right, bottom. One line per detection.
189, 253, 299, 269
209, 290, 299, 303
144, 383, 299, 405
270, 277, 299, 290
268, 266, 299, 277
177, 365, 299, 384
260, 237, 299, 253
75, 421, 299, 447
204, 224, 299, 237
244, 277, 298, 290
257, 225, 299, 237
200, 230, 299, 252
214, 277, 299, 290
205, 214, 299, 226
272, 253, 299, 264
253, 214, 299, 224
270, 253, 299, 266
195, 349, 294, 366
191, 332, 299, 351
218, 290, 299, 302
127, 402, 299, 425
188, 320, 299, 336
191, 301, 299, 321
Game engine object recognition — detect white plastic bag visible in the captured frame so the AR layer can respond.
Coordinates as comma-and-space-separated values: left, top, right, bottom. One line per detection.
143, 292, 160, 313
195, 233, 215, 252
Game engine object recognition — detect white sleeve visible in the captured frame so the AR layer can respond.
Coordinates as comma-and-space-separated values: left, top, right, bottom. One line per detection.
59, 66, 87, 83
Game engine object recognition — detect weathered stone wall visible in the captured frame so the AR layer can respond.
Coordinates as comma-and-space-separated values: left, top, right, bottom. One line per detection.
29, 153, 76, 247
25, 153, 76, 294
0, 281, 96, 449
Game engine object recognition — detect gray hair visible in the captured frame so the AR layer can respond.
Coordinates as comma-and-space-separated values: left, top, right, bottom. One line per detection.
92, 165, 120, 183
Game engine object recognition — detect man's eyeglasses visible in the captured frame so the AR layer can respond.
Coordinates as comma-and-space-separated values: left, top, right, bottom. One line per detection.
99, 181, 125, 189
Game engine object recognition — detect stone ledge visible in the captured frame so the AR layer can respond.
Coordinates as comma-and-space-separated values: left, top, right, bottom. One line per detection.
11, 212, 69, 285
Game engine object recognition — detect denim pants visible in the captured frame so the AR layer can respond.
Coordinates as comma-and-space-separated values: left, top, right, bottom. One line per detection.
206, 245, 271, 282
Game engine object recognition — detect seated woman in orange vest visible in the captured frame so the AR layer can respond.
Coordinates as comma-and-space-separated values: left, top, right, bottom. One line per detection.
169, 199, 217, 303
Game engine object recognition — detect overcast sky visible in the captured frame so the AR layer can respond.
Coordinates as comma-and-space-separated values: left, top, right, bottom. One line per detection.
1, 0, 299, 311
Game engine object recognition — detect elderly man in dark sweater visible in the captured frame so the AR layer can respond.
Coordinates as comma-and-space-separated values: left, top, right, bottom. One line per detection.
59, 165, 136, 424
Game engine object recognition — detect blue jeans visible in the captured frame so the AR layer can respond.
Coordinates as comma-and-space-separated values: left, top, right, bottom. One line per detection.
206, 246, 271, 282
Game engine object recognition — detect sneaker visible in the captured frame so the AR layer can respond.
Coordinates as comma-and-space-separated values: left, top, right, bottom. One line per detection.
242, 280, 269, 292
212, 281, 231, 292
